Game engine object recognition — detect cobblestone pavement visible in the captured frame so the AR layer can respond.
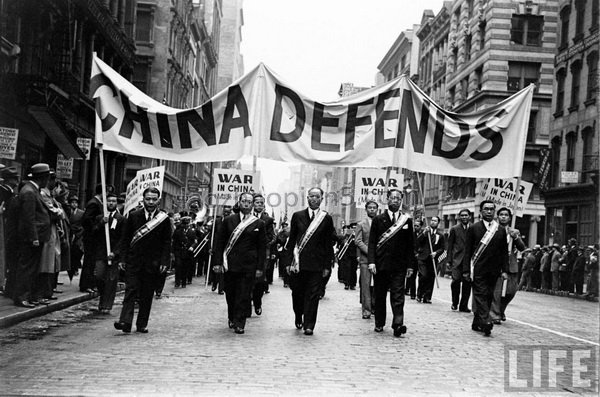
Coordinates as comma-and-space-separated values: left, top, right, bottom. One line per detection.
0, 273, 598, 396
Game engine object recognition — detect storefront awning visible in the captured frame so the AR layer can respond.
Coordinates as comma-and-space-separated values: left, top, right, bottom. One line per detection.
28, 106, 85, 160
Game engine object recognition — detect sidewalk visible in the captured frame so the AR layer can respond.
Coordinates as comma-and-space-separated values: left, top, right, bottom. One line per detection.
0, 272, 123, 329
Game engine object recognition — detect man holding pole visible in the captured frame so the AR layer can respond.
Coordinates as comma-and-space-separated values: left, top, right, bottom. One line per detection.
464, 200, 509, 337
368, 189, 415, 337
213, 192, 266, 334
416, 216, 444, 304
114, 187, 172, 334
447, 209, 472, 312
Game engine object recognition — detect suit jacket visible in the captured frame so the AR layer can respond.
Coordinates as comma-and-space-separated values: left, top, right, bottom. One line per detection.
463, 220, 509, 276
354, 217, 372, 265
92, 211, 125, 261
447, 223, 469, 270
82, 195, 103, 255
17, 181, 51, 243
285, 208, 336, 272
256, 211, 276, 261
118, 208, 172, 274
367, 212, 416, 273
416, 228, 445, 262
214, 213, 266, 273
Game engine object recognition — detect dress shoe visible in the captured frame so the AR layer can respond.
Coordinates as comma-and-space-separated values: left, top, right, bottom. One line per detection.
85, 288, 96, 294
362, 314, 371, 319
295, 322, 303, 330
234, 327, 245, 334
451, 305, 458, 311
410, 296, 416, 300
218, 291, 224, 295
37, 299, 50, 305
349, 286, 356, 290
255, 307, 262, 316
114, 322, 132, 333
28, 300, 40, 306
155, 293, 162, 299
492, 319, 501, 325
56, 281, 64, 285
46, 296, 58, 300
304, 329, 313, 336
482, 323, 493, 336
422, 299, 432, 304
459, 307, 471, 313
471, 324, 483, 333
416, 297, 422, 303
393, 325, 407, 337
228, 320, 234, 329
264, 290, 270, 294
374, 326, 384, 333
344, 285, 349, 290
16, 301, 35, 308
136, 327, 148, 333
53, 289, 63, 293
501, 314, 506, 321
181, 284, 186, 288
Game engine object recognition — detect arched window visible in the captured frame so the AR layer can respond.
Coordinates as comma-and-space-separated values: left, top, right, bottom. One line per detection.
566, 131, 577, 171
582, 127, 596, 174
559, 5, 570, 48
551, 137, 561, 187
556, 68, 566, 114
570, 60, 582, 109
574, 0, 586, 40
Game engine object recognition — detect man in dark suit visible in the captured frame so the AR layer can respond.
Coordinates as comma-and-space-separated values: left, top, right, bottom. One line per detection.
250, 193, 275, 316
355, 200, 378, 319
463, 200, 509, 337
213, 192, 267, 334
81, 184, 105, 292
447, 209, 472, 312
93, 193, 125, 313
368, 189, 415, 337
415, 215, 445, 303
13, 163, 51, 307
114, 187, 172, 333
1, 167, 20, 299
67, 196, 85, 280
284, 187, 336, 336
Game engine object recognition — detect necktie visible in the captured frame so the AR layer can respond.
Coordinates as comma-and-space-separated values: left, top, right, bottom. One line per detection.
392, 212, 397, 224
109, 212, 114, 226
310, 211, 315, 221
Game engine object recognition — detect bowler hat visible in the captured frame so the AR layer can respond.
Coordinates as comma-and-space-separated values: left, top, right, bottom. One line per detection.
1, 166, 18, 179
28, 163, 50, 177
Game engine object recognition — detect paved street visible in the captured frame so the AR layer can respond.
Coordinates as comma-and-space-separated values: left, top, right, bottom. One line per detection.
0, 273, 598, 396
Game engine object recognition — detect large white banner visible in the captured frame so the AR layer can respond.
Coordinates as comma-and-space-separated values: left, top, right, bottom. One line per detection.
354, 169, 404, 209
480, 178, 533, 217
92, 55, 533, 178
124, 165, 165, 215
211, 168, 260, 206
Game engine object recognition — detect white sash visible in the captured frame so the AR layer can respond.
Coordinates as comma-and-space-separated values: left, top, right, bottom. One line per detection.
130, 212, 169, 247
290, 210, 327, 273
470, 220, 499, 277
223, 214, 258, 271
376, 213, 410, 254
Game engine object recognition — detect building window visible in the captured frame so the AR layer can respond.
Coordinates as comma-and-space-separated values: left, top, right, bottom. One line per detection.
452, 47, 458, 72
476, 66, 483, 90
507, 62, 539, 91
135, 7, 153, 42
582, 127, 596, 175
566, 132, 577, 171
448, 86, 456, 108
570, 61, 582, 109
511, 15, 543, 46
556, 68, 566, 114
465, 34, 472, 61
132, 62, 149, 93
401, 55, 406, 72
587, 52, 598, 101
461, 76, 469, 100
527, 110, 537, 143
560, 6, 570, 48
592, 0, 599, 30
574, 0, 586, 40
479, 25, 486, 50
551, 137, 561, 187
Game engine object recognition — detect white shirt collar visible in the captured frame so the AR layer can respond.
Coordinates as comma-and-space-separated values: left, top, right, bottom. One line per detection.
387, 209, 399, 222
144, 209, 157, 219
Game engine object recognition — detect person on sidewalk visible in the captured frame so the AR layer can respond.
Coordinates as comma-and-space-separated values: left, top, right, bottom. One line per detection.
67, 196, 85, 280
284, 187, 336, 336
93, 193, 124, 314
1, 167, 21, 299
81, 184, 106, 293
368, 189, 416, 337
114, 187, 172, 334
213, 192, 267, 335
416, 216, 445, 304
13, 163, 51, 308
464, 200, 509, 337
250, 193, 276, 316
447, 209, 472, 313
490, 207, 526, 324
355, 200, 378, 319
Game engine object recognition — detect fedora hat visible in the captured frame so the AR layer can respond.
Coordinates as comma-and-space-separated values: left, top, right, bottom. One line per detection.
28, 163, 50, 177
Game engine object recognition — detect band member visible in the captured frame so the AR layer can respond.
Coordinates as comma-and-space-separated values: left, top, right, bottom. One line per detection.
172, 214, 197, 288
337, 223, 358, 290
251, 193, 276, 315
94, 193, 125, 313
415, 216, 444, 304
213, 192, 266, 334
368, 189, 415, 337
490, 207, 525, 323
114, 187, 172, 334
285, 187, 336, 336
355, 200, 378, 319
464, 200, 509, 337
447, 209, 472, 312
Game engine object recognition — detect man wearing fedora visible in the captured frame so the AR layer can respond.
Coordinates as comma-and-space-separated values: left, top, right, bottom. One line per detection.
0, 166, 20, 298
13, 163, 52, 307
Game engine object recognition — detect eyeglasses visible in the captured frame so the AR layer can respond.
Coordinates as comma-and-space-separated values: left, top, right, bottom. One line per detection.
239, 200, 253, 204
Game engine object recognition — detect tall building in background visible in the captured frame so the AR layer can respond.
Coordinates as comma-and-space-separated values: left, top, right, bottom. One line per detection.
217, 0, 244, 93
545, 0, 598, 245
0, 0, 136, 203
126, 0, 221, 212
